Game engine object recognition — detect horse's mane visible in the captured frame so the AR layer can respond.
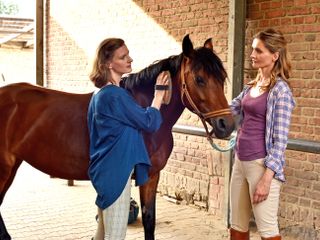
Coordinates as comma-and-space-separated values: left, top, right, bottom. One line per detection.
121, 54, 182, 90
121, 47, 227, 90
190, 47, 227, 84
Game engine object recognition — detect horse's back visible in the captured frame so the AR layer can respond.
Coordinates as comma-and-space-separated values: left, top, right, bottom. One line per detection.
0, 82, 92, 180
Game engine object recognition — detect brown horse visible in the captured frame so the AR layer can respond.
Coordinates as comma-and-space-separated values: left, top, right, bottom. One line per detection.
0, 35, 234, 240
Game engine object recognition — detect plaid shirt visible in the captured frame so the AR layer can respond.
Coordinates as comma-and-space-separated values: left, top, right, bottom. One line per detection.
230, 78, 295, 182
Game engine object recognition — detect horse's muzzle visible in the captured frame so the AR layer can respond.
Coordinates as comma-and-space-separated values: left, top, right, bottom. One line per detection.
210, 116, 235, 139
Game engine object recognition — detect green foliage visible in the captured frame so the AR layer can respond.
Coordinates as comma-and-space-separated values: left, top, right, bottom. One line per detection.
0, 1, 19, 15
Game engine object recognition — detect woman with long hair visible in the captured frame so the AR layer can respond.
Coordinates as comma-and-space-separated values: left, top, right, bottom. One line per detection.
229, 28, 295, 240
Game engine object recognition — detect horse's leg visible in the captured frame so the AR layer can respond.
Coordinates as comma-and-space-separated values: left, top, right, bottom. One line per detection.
0, 156, 22, 240
139, 173, 160, 240
0, 213, 11, 240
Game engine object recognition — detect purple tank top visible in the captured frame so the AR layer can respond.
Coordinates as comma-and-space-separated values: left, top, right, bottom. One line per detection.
236, 90, 268, 161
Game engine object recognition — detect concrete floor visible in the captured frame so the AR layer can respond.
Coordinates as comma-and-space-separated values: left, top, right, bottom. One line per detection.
1, 162, 263, 240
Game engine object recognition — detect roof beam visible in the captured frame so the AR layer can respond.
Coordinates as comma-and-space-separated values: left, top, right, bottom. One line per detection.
0, 23, 33, 45
24, 39, 34, 47
0, 16, 33, 21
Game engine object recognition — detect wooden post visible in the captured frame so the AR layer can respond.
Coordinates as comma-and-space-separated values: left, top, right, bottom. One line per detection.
224, 0, 246, 227
68, 180, 74, 186
36, 0, 43, 86
227, 0, 246, 100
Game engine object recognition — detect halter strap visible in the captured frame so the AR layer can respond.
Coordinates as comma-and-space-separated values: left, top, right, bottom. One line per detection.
179, 58, 231, 141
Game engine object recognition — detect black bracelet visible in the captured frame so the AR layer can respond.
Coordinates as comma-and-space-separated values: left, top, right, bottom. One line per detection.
154, 85, 169, 91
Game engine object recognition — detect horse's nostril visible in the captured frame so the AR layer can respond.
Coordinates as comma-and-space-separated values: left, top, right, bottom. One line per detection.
217, 118, 226, 130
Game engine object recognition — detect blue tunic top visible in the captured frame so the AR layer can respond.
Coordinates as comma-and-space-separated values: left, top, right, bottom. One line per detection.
87, 85, 162, 209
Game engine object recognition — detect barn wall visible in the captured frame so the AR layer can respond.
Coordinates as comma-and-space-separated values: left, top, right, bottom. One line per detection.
245, 1, 320, 238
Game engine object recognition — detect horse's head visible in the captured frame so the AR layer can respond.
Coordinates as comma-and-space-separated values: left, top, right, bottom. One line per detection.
179, 34, 235, 139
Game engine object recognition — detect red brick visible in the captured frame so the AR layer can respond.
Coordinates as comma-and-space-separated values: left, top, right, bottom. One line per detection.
308, 116, 320, 125
304, 15, 317, 24
271, 1, 283, 8
311, 5, 320, 14
302, 108, 315, 116
249, 11, 265, 20
293, 16, 305, 24
295, 0, 308, 6
281, 25, 299, 34
299, 198, 311, 207
281, 18, 292, 25
266, 9, 286, 18
270, 18, 281, 26
306, 80, 320, 88
283, 0, 295, 7
286, 194, 299, 203
249, 3, 260, 11
261, 2, 271, 10
259, 19, 270, 27
288, 6, 312, 15
282, 185, 305, 196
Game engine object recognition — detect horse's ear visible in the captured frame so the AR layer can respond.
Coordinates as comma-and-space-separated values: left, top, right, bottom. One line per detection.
204, 38, 213, 51
182, 34, 194, 58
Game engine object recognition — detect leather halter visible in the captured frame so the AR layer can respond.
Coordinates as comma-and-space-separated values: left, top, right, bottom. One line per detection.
179, 58, 231, 140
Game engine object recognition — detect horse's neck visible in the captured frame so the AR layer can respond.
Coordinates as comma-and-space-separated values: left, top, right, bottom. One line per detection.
131, 81, 184, 128
155, 78, 185, 128
163, 73, 186, 126
161, 94, 185, 127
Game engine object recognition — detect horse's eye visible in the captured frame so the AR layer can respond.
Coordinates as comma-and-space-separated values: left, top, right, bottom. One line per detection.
195, 76, 206, 87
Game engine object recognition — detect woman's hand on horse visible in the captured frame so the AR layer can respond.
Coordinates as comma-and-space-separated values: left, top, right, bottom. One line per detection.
155, 71, 169, 99
152, 71, 169, 109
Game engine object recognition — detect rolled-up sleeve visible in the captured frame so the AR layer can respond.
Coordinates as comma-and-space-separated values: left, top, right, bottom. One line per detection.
100, 90, 163, 133
265, 89, 295, 181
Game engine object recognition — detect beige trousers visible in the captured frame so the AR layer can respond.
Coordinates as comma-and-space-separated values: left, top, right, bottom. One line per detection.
94, 173, 132, 240
230, 156, 282, 238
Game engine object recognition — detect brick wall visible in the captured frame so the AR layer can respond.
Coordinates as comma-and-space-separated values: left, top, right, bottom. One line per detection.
281, 150, 320, 239
45, 0, 183, 93
158, 133, 229, 218
246, 1, 320, 238
45, 0, 229, 219
45, 0, 319, 238
246, 0, 320, 142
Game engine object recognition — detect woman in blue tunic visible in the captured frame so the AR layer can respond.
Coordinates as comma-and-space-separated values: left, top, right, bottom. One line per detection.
88, 38, 168, 240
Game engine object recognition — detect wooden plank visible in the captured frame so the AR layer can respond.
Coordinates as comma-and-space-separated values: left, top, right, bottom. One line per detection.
0, 23, 33, 45
0, 16, 33, 22
227, 0, 246, 99
24, 39, 34, 47
0, 29, 34, 34
36, 0, 44, 86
